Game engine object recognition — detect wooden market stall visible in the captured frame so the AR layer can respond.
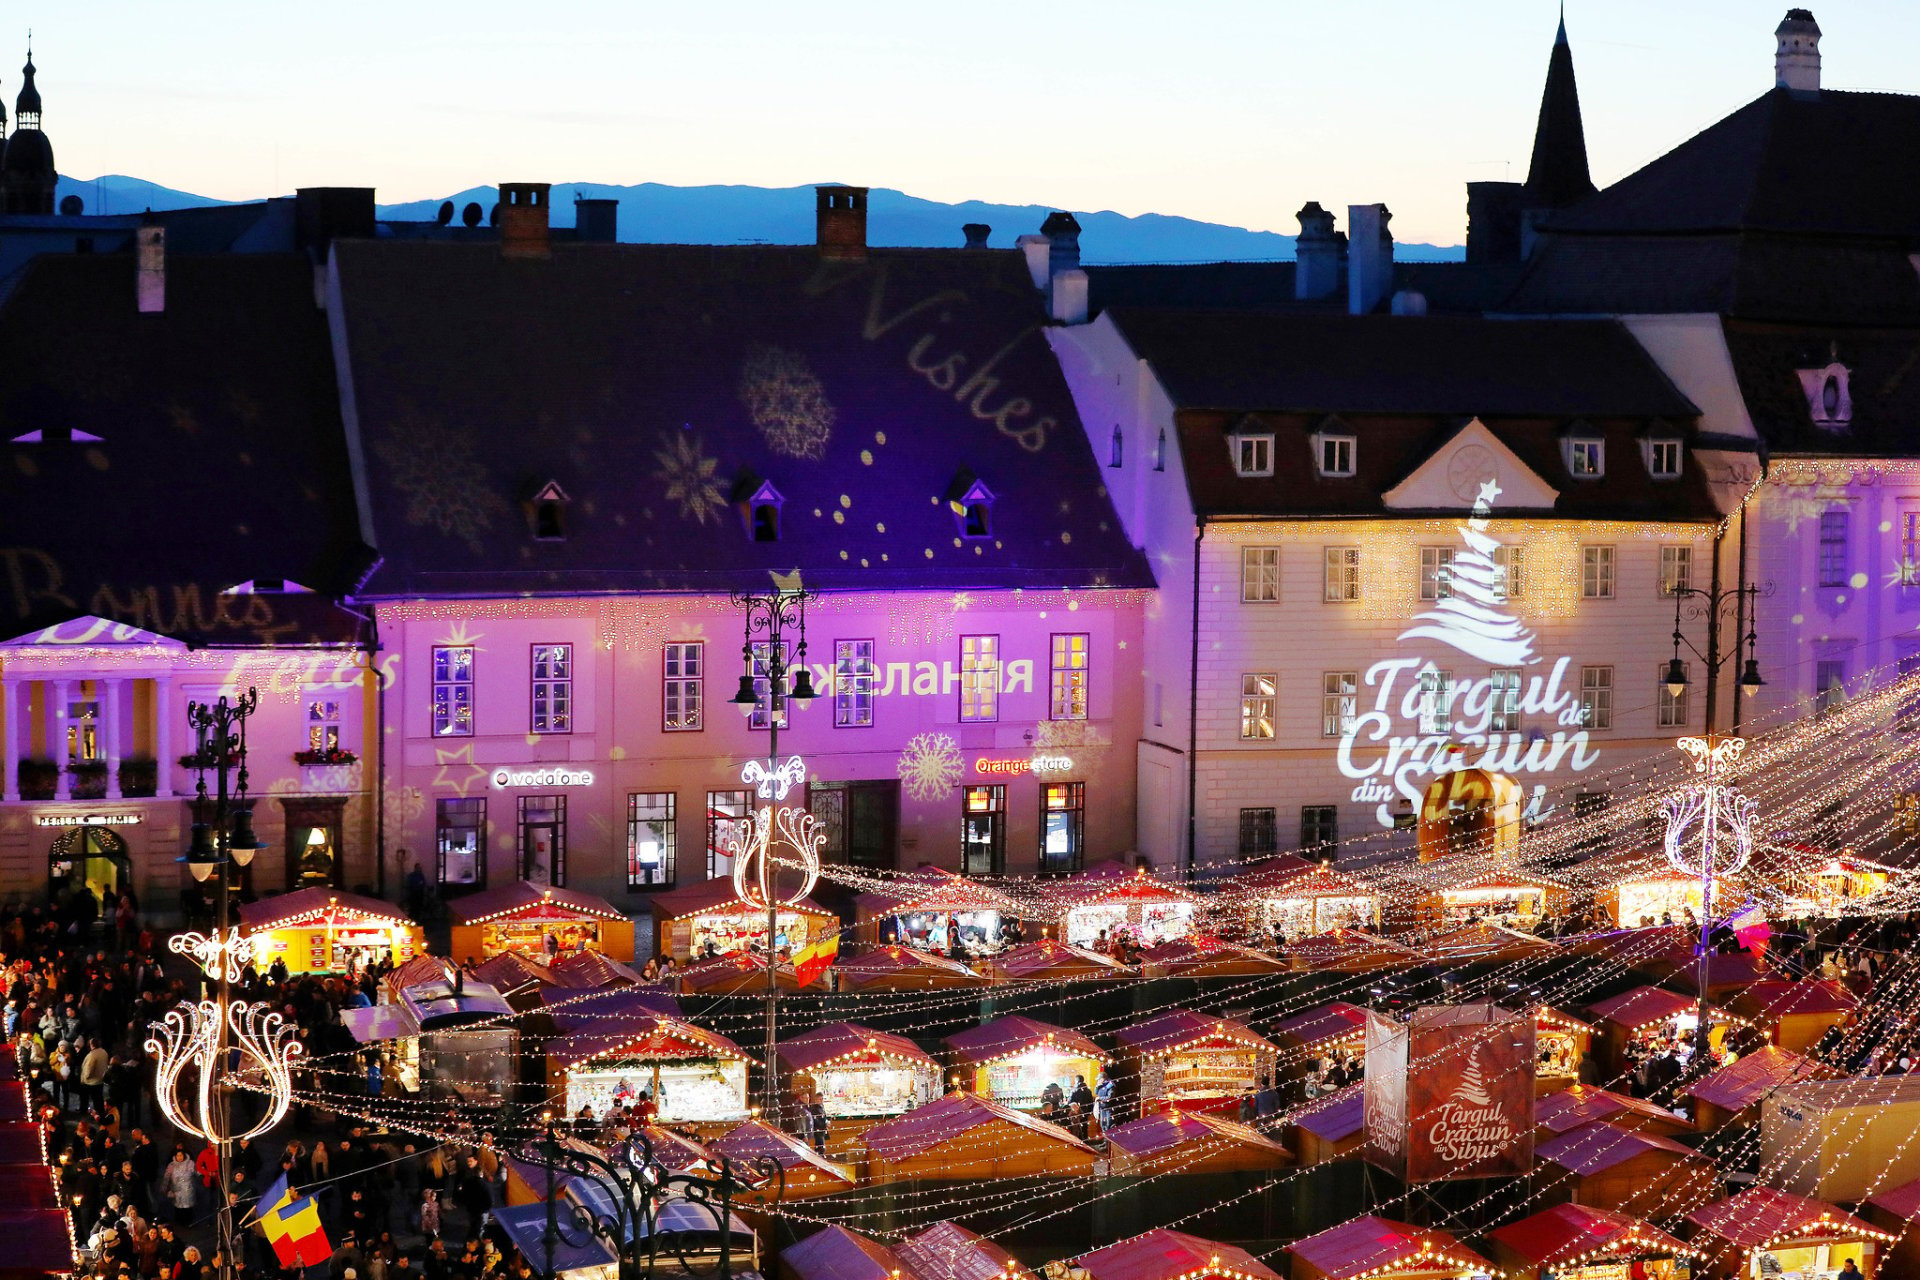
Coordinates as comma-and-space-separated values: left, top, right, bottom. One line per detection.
985, 938, 1129, 983
776, 1022, 940, 1154
1685, 1187, 1895, 1280
647, 875, 836, 964
1272, 1002, 1368, 1097
1055, 859, 1200, 949
1488, 1203, 1700, 1280
1224, 855, 1381, 941
551, 948, 647, 989
1534, 1121, 1703, 1217
1585, 850, 1704, 928
859, 1092, 1098, 1183
1762, 1076, 1920, 1202
1282, 930, 1421, 974
236, 888, 424, 975
944, 1015, 1110, 1112
1420, 867, 1568, 931
447, 881, 635, 965
1423, 920, 1561, 967
1139, 936, 1290, 979
1536, 1086, 1692, 1140
544, 1012, 752, 1136
1114, 1008, 1280, 1118
1533, 1006, 1594, 1093
1289, 1082, 1364, 1165
1648, 947, 1778, 999
1761, 844, 1899, 916
1288, 1215, 1494, 1280
467, 951, 565, 1010
895, 1221, 1036, 1280
1864, 1176, 1920, 1280
1078, 1229, 1283, 1280
1103, 1109, 1292, 1176
675, 951, 821, 995
1728, 979, 1856, 1054
340, 957, 519, 1101
707, 1119, 858, 1201
1685, 1045, 1828, 1132
834, 945, 988, 992
851, 866, 1026, 954
1584, 985, 1722, 1077
491, 1199, 623, 1280
778, 1225, 912, 1280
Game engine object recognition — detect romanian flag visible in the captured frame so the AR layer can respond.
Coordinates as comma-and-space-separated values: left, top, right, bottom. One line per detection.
793, 930, 839, 988
257, 1173, 331, 1268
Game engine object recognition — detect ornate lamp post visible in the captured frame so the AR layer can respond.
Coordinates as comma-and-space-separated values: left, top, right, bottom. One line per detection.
147, 690, 300, 1280
726, 586, 823, 1121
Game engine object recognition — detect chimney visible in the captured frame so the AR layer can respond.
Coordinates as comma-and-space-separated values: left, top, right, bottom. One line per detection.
815, 185, 868, 260
573, 197, 618, 243
498, 182, 553, 259
1039, 211, 1088, 323
1347, 203, 1394, 315
1015, 233, 1051, 289
1464, 182, 1523, 265
1775, 9, 1821, 94
294, 187, 377, 257
135, 222, 164, 314
1294, 202, 1344, 300
962, 223, 991, 249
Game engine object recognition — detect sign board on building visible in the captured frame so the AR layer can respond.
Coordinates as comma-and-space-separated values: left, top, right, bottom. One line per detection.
489, 767, 595, 790
35, 813, 143, 827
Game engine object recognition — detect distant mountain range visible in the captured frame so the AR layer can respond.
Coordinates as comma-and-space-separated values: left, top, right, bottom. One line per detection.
57, 174, 1465, 265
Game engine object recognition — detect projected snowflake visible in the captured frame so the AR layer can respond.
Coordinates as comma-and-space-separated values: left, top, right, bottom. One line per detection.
738, 345, 835, 460
652, 431, 727, 526
896, 732, 964, 802
373, 420, 509, 551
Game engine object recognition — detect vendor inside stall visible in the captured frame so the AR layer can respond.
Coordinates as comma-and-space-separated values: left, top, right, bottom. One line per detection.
946, 1015, 1110, 1117
1058, 860, 1199, 950
855, 867, 1025, 956
1227, 856, 1380, 943
548, 1015, 751, 1130
237, 887, 425, 976
1534, 1007, 1594, 1091
1117, 1009, 1279, 1118
1431, 870, 1566, 931
778, 1023, 939, 1153
449, 881, 636, 964
1687, 1188, 1894, 1280
1586, 985, 1736, 1082
649, 875, 835, 964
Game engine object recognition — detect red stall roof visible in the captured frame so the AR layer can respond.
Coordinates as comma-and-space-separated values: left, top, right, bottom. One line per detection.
1283, 930, 1421, 973
0, 1123, 46, 1164
1273, 1002, 1369, 1047
988, 938, 1129, 981
1103, 1109, 1291, 1163
1288, 1215, 1492, 1280
1059, 859, 1199, 908
1657, 947, 1777, 988
467, 951, 564, 995
778, 1022, 938, 1073
1139, 937, 1288, 977
854, 867, 1026, 918
550, 949, 646, 988
1488, 1203, 1696, 1267
1115, 1008, 1277, 1059
237, 886, 413, 932
897, 1221, 1036, 1280
0, 1209, 76, 1277
648, 874, 830, 920
1536, 1086, 1683, 1135
1731, 978, 1858, 1019
707, 1120, 854, 1188
1078, 1229, 1281, 1280
945, 1015, 1110, 1067
449, 880, 630, 926
1584, 985, 1700, 1030
861, 1092, 1096, 1164
545, 1013, 747, 1070
0, 1081, 29, 1122
1685, 1046, 1828, 1112
1294, 1083, 1366, 1142
537, 985, 682, 1031
1687, 1187, 1896, 1250
1228, 856, 1377, 900
1868, 1174, 1920, 1221
780, 1225, 916, 1280
1536, 1122, 1694, 1176
836, 946, 987, 989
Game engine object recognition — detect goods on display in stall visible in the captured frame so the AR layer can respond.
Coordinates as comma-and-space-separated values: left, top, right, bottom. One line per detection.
1685, 1187, 1894, 1280
448, 881, 636, 964
852, 866, 1026, 954
1487, 1203, 1698, 1280
777, 1022, 939, 1121
236, 887, 424, 975
1585, 850, 1704, 928
945, 1015, 1110, 1113
1287, 1214, 1494, 1280
544, 1013, 751, 1128
1365, 1003, 1535, 1183
1583, 985, 1724, 1077
647, 874, 835, 963
1424, 868, 1568, 931
1115, 1008, 1280, 1118
1226, 855, 1381, 940
1764, 845, 1898, 917
1054, 859, 1200, 949
1532, 1007, 1593, 1092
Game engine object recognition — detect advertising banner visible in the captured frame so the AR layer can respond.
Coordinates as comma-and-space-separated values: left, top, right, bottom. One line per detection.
1365, 1003, 1535, 1182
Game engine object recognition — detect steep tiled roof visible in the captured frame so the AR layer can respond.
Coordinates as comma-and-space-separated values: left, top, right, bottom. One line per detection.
1723, 320, 1920, 455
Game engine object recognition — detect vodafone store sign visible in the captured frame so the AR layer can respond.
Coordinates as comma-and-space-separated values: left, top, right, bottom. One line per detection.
491, 766, 596, 790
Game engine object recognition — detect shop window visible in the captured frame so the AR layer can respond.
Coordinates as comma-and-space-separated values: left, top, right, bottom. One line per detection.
1238, 808, 1277, 856
518, 794, 567, 886
1321, 672, 1357, 738
1659, 546, 1693, 597
1580, 666, 1614, 730
1581, 546, 1615, 599
1242, 547, 1280, 602
1657, 662, 1690, 730
627, 792, 676, 889
531, 643, 573, 734
707, 790, 751, 879
1301, 805, 1338, 856
1818, 511, 1849, 587
1050, 633, 1088, 721
960, 635, 999, 722
306, 698, 342, 753
834, 639, 875, 728
1040, 782, 1085, 876
437, 797, 487, 890
663, 642, 703, 731
1419, 546, 1455, 601
1323, 546, 1360, 602
432, 646, 474, 737
962, 785, 1006, 876
749, 640, 789, 731
1240, 673, 1276, 740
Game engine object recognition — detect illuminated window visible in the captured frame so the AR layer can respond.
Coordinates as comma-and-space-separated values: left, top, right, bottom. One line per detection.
1417, 668, 1454, 735
1419, 547, 1455, 601
517, 794, 567, 887
1050, 633, 1089, 721
1233, 434, 1274, 477
1239, 808, 1277, 856
1816, 660, 1847, 717
1241, 547, 1281, 602
531, 643, 573, 734
962, 785, 1006, 875
663, 642, 703, 732
1657, 662, 1689, 729
1579, 666, 1613, 730
1659, 546, 1693, 597
834, 639, 876, 728
1581, 546, 1615, 599
706, 790, 751, 879
960, 635, 999, 722
1905, 510, 1920, 586
1324, 547, 1360, 602
432, 646, 474, 737
436, 797, 486, 889
749, 641, 790, 731
1321, 672, 1357, 738
1318, 435, 1356, 477
1568, 437, 1604, 478
1489, 669, 1521, 733
1040, 782, 1085, 876
1648, 438, 1682, 479
1301, 805, 1338, 856
64, 698, 99, 765
305, 698, 341, 753
1493, 546, 1525, 600
1240, 673, 1277, 740
626, 792, 676, 889
1818, 511, 1848, 587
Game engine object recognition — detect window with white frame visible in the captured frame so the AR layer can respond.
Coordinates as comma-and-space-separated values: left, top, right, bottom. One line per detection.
663, 642, 703, 732
960, 635, 1000, 722
1324, 547, 1360, 602
1580, 666, 1614, 729
1489, 669, 1521, 733
1419, 547, 1455, 601
1648, 438, 1683, 479
1493, 546, 1525, 600
1568, 437, 1605, 478
1657, 662, 1689, 729
1318, 434, 1356, 477
531, 643, 573, 734
1905, 509, 1920, 586
1242, 547, 1280, 602
1321, 671, 1357, 738
626, 792, 676, 889
834, 640, 876, 727
749, 640, 789, 731
1659, 545, 1693, 597
432, 646, 474, 737
1050, 633, 1089, 721
1417, 668, 1454, 735
1816, 660, 1847, 717
706, 790, 751, 879
1240, 673, 1277, 740
1581, 546, 1615, 599
1818, 511, 1849, 587
1233, 434, 1274, 477
305, 698, 342, 753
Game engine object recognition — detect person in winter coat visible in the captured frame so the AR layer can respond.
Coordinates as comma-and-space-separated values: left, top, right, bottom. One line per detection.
160, 1150, 196, 1224
417, 1187, 441, 1241
192, 1145, 219, 1213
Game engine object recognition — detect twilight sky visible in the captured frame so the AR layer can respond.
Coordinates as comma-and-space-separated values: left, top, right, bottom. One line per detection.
36, 1, 1920, 244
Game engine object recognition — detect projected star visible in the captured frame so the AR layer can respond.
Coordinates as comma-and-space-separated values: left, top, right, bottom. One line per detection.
433, 744, 490, 796
1477, 478, 1502, 507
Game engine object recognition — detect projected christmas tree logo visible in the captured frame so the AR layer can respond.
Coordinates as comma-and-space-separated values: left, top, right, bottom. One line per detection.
1397, 479, 1538, 667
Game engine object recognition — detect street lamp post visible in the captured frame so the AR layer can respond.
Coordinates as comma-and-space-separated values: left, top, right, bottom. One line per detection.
727, 587, 818, 1122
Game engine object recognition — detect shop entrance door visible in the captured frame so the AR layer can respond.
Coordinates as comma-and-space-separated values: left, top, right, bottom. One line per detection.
808, 780, 898, 871
48, 826, 129, 908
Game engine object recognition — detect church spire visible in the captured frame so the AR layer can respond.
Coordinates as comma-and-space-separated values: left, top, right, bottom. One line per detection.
15, 43, 40, 131
1522, 10, 1595, 211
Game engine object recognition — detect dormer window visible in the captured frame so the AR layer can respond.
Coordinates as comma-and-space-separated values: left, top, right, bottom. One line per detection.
1316, 434, 1356, 477
527, 480, 570, 541
1797, 356, 1853, 432
946, 473, 997, 540
1109, 425, 1124, 469
11, 426, 104, 443
1231, 433, 1274, 478
734, 476, 784, 542
1561, 426, 1604, 479
1644, 437, 1683, 480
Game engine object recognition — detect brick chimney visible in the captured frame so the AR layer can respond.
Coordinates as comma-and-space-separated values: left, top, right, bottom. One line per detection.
1775, 9, 1821, 95
816, 185, 868, 260
499, 183, 553, 259
1347, 203, 1394, 315
1294, 202, 1344, 300
135, 221, 164, 314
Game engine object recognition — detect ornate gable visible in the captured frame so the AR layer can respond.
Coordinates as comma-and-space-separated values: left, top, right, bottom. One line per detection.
1382, 418, 1560, 511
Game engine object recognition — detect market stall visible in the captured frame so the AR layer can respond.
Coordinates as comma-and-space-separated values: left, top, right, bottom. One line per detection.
1139, 936, 1290, 979
985, 938, 1129, 983
1077, 1229, 1283, 1280
467, 952, 565, 1011
1728, 979, 1856, 1054
1272, 1002, 1368, 1098
1282, 930, 1421, 974
859, 1092, 1098, 1183
236, 888, 424, 975
1288, 1215, 1494, 1280
1583, 985, 1726, 1078
944, 1015, 1110, 1113
675, 951, 821, 995
544, 1013, 752, 1136
341, 961, 518, 1102
1225, 855, 1381, 942
1054, 859, 1200, 949
1421, 868, 1568, 931
648, 874, 836, 964
851, 866, 1026, 954
834, 945, 989, 992
779, 1226, 913, 1280
1423, 921, 1561, 967
707, 1119, 858, 1200
776, 1022, 939, 1153
1289, 1083, 1364, 1165
1488, 1203, 1699, 1280
1762, 1076, 1920, 1202
1589, 852, 1703, 929
1114, 1008, 1280, 1119
1685, 1187, 1894, 1280
448, 881, 636, 965
1104, 1109, 1292, 1175
1535, 1086, 1693, 1140
551, 949, 648, 988
1534, 1122, 1700, 1217
1533, 1006, 1594, 1093
895, 1222, 1036, 1280
1761, 844, 1898, 916
1685, 1045, 1828, 1132
1864, 1176, 1920, 1280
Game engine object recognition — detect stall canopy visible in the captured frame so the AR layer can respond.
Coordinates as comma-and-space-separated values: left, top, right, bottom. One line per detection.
1292, 1083, 1365, 1159
552, 949, 647, 989
853, 867, 1026, 945
1055, 859, 1201, 947
835, 945, 988, 991
1728, 979, 1857, 1051
946, 1016, 1110, 1075
448, 880, 636, 963
1118, 1008, 1276, 1060
896, 1220, 1037, 1280
0, 1210, 80, 1280
1488, 1203, 1696, 1271
675, 950, 820, 994
538, 985, 683, 1032
648, 875, 834, 961
468, 952, 564, 1000
1536, 1086, 1689, 1137
1584, 985, 1702, 1034
1076, 1228, 1283, 1280
1103, 1109, 1292, 1173
859, 1091, 1098, 1178
1685, 1045, 1829, 1117
1273, 1002, 1370, 1050
1651, 946, 1777, 994
1282, 930, 1421, 974
546, 1013, 747, 1079
1685, 1186, 1896, 1251
1535, 1121, 1694, 1178
1139, 936, 1289, 979
987, 938, 1129, 982
779, 1022, 938, 1076
1423, 921, 1560, 966
1288, 1215, 1493, 1280
237, 887, 423, 973
706, 1119, 856, 1197
1226, 855, 1381, 937
780, 1225, 915, 1280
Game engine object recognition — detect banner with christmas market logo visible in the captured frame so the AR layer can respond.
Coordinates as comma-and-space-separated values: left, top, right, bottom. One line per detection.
1365, 1003, 1534, 1182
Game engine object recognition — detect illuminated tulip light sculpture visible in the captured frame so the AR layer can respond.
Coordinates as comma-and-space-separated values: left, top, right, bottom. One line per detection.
1660, 735, 1759, 1076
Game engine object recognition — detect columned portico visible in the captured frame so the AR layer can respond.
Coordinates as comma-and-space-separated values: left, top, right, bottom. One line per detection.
50, 678, 70, 801
1, 677, 16, 802
104, 677, 124, 800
